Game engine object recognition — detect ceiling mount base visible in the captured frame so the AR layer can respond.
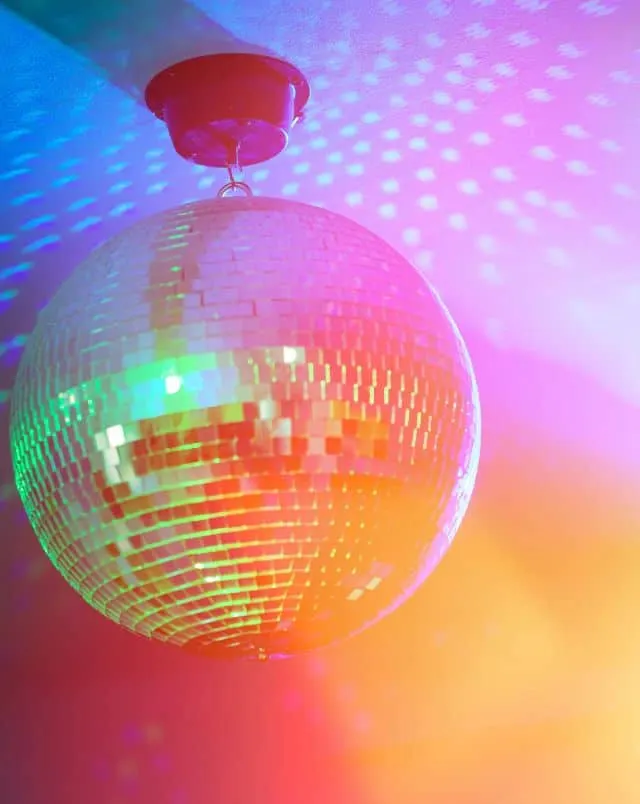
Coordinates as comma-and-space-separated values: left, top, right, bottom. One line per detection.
145, 53, 310, 168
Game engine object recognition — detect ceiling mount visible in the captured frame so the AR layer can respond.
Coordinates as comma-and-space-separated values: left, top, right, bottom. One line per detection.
145, 53, 310, 168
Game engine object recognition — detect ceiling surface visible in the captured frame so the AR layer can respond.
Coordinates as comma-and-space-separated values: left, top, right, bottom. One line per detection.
1, 2, 639, 803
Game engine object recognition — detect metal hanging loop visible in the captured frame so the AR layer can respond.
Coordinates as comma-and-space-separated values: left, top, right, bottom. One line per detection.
217, 179, 253, 198
217, 144, 254, 198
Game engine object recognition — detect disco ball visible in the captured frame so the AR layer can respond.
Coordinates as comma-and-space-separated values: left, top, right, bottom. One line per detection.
10, 196, 480, 660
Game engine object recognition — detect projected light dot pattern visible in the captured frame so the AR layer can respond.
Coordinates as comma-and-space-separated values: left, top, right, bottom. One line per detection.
10, 196, 480, 659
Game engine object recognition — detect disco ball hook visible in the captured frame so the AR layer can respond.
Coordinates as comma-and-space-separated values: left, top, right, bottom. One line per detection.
217, 178, 254, 199
217, 145, 254, 198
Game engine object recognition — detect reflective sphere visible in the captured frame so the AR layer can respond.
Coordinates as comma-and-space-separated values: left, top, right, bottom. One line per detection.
10, 197, 480, 659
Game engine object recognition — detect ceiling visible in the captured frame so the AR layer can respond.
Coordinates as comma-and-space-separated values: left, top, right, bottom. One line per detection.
1, 1, 639, 802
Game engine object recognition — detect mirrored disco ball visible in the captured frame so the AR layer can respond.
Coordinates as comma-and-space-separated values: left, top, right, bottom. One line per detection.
10, 196, 480, 660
